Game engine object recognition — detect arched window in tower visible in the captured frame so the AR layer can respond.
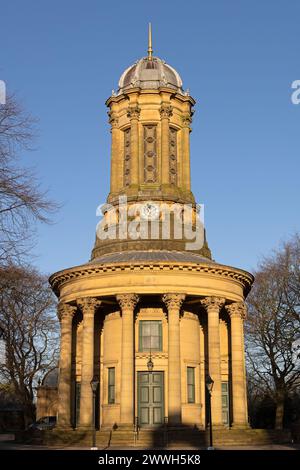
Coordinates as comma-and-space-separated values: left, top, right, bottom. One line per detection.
169, 127, 178, 185
124, 128, 131, 186
143, 124, 157, 183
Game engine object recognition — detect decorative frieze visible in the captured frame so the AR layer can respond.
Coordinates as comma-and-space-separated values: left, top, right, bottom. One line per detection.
124, 128, 131, 186
143, 124, 157, 183
50, 263, 254, 297
169, 127, 178, 185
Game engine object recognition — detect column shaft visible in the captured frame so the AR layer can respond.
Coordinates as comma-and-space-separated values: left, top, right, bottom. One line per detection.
163, 294, 185, 425
227, 302, 248, 427
117, 294, 139, 425
127, 106, 140, 186
77, 298, 101, 428
160, 105, 173, 185
181, 116, 191, 191
201, 297, 225, 427
57, 304, 76, 428
109, 112, 120, 193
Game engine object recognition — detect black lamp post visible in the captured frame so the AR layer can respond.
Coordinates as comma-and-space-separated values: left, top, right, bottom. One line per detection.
90, 376, 99, 450
205, 374, 214, 450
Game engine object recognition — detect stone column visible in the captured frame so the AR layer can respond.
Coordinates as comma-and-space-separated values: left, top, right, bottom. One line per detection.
163, 293, 185, 424
127, 105, 141, 186
108, 110, 120, 193
181, 114, 192, 191
57, 303, 77, 428
77, 297, 101, 428
160, 104, 173, 185
117, 294, 139, 425
226, 301, 248, 427
199, 325, 206, 426
201, 296, 225, 426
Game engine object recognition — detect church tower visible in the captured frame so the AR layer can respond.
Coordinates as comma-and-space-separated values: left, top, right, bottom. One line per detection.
92, 24, 211, 260
49, 27, 253, 444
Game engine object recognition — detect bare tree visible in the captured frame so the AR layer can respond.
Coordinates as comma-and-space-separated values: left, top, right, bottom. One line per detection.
246, 234, 300, 429
0, 265, 59, 428
0, 94, 57, 265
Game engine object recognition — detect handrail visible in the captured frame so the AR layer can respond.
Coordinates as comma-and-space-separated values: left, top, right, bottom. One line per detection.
164, 416, 168, 448
134, 416, 139, 445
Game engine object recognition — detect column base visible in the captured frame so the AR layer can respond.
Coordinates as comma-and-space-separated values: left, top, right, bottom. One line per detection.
207, 424, 227, 431
114, 423, 135, 430
76, 426, 94, 432
231, 422, 250, 429
55, 425, 75, 431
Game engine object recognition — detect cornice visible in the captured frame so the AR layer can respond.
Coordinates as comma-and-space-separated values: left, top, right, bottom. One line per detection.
105, 87, 196, 107
49, 260, 254, 297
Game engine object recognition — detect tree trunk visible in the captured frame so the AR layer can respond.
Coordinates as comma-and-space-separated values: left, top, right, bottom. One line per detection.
275, 390, 285, 430
23, 403, 36, 429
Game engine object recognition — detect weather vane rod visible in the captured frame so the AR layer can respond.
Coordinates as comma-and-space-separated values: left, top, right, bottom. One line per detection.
148, 23, 153, 60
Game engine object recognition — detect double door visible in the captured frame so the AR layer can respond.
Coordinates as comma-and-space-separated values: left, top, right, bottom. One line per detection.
137, 371, 164, 427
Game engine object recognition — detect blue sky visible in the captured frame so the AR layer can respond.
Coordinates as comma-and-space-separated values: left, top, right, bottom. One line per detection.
1, 0, 299, 276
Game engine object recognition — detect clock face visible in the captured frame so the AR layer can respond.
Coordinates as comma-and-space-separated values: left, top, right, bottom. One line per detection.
140, 203, 159, 221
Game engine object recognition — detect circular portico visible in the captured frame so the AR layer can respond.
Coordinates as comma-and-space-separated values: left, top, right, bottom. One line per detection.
50, 251, 253, 431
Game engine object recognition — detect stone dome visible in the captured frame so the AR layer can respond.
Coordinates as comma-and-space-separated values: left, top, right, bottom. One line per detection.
118, 56, 184, 94
41, 367, 58, 388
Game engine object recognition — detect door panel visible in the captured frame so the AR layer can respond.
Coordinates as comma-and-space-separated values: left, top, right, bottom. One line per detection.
140, 407, 150, 425
138, 372, 164, 427
141, 387, 149, 403
153, 386, 162, 403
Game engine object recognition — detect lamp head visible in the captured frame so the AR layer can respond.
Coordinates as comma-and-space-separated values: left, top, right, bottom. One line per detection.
90, 376, 99, 393
147, 357, 154, 373
205, 374, 214, 393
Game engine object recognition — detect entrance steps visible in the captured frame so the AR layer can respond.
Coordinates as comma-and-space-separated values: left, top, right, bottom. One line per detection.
99, 427, 292, 448
39, 426, 292, 448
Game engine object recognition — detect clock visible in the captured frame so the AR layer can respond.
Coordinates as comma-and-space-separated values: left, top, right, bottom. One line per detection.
140, 203, 160, 221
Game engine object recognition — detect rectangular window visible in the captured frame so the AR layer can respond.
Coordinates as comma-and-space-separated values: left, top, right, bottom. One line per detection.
187, 367, 195, 403
221, 381, 229, 425
139, 320, 162, 352
108, 367, 115, 404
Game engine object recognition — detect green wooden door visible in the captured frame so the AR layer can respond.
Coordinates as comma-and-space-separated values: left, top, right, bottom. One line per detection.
138, 372, 164, 427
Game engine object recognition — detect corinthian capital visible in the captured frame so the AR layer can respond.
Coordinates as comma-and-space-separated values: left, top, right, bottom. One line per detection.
117, 294, 139, 311
159, 104, 173, 119
57, 302, 77, 322
226, 301, 247, 319
127, 105, 141, 120
77, 297, 102, 315
200, 296, 225, 311
181, 113, 192, 128
162, 293, 185, 310
108, 110, 119, 128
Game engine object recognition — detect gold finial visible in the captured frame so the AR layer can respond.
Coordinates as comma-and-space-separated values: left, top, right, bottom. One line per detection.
148, 23, 153, 60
